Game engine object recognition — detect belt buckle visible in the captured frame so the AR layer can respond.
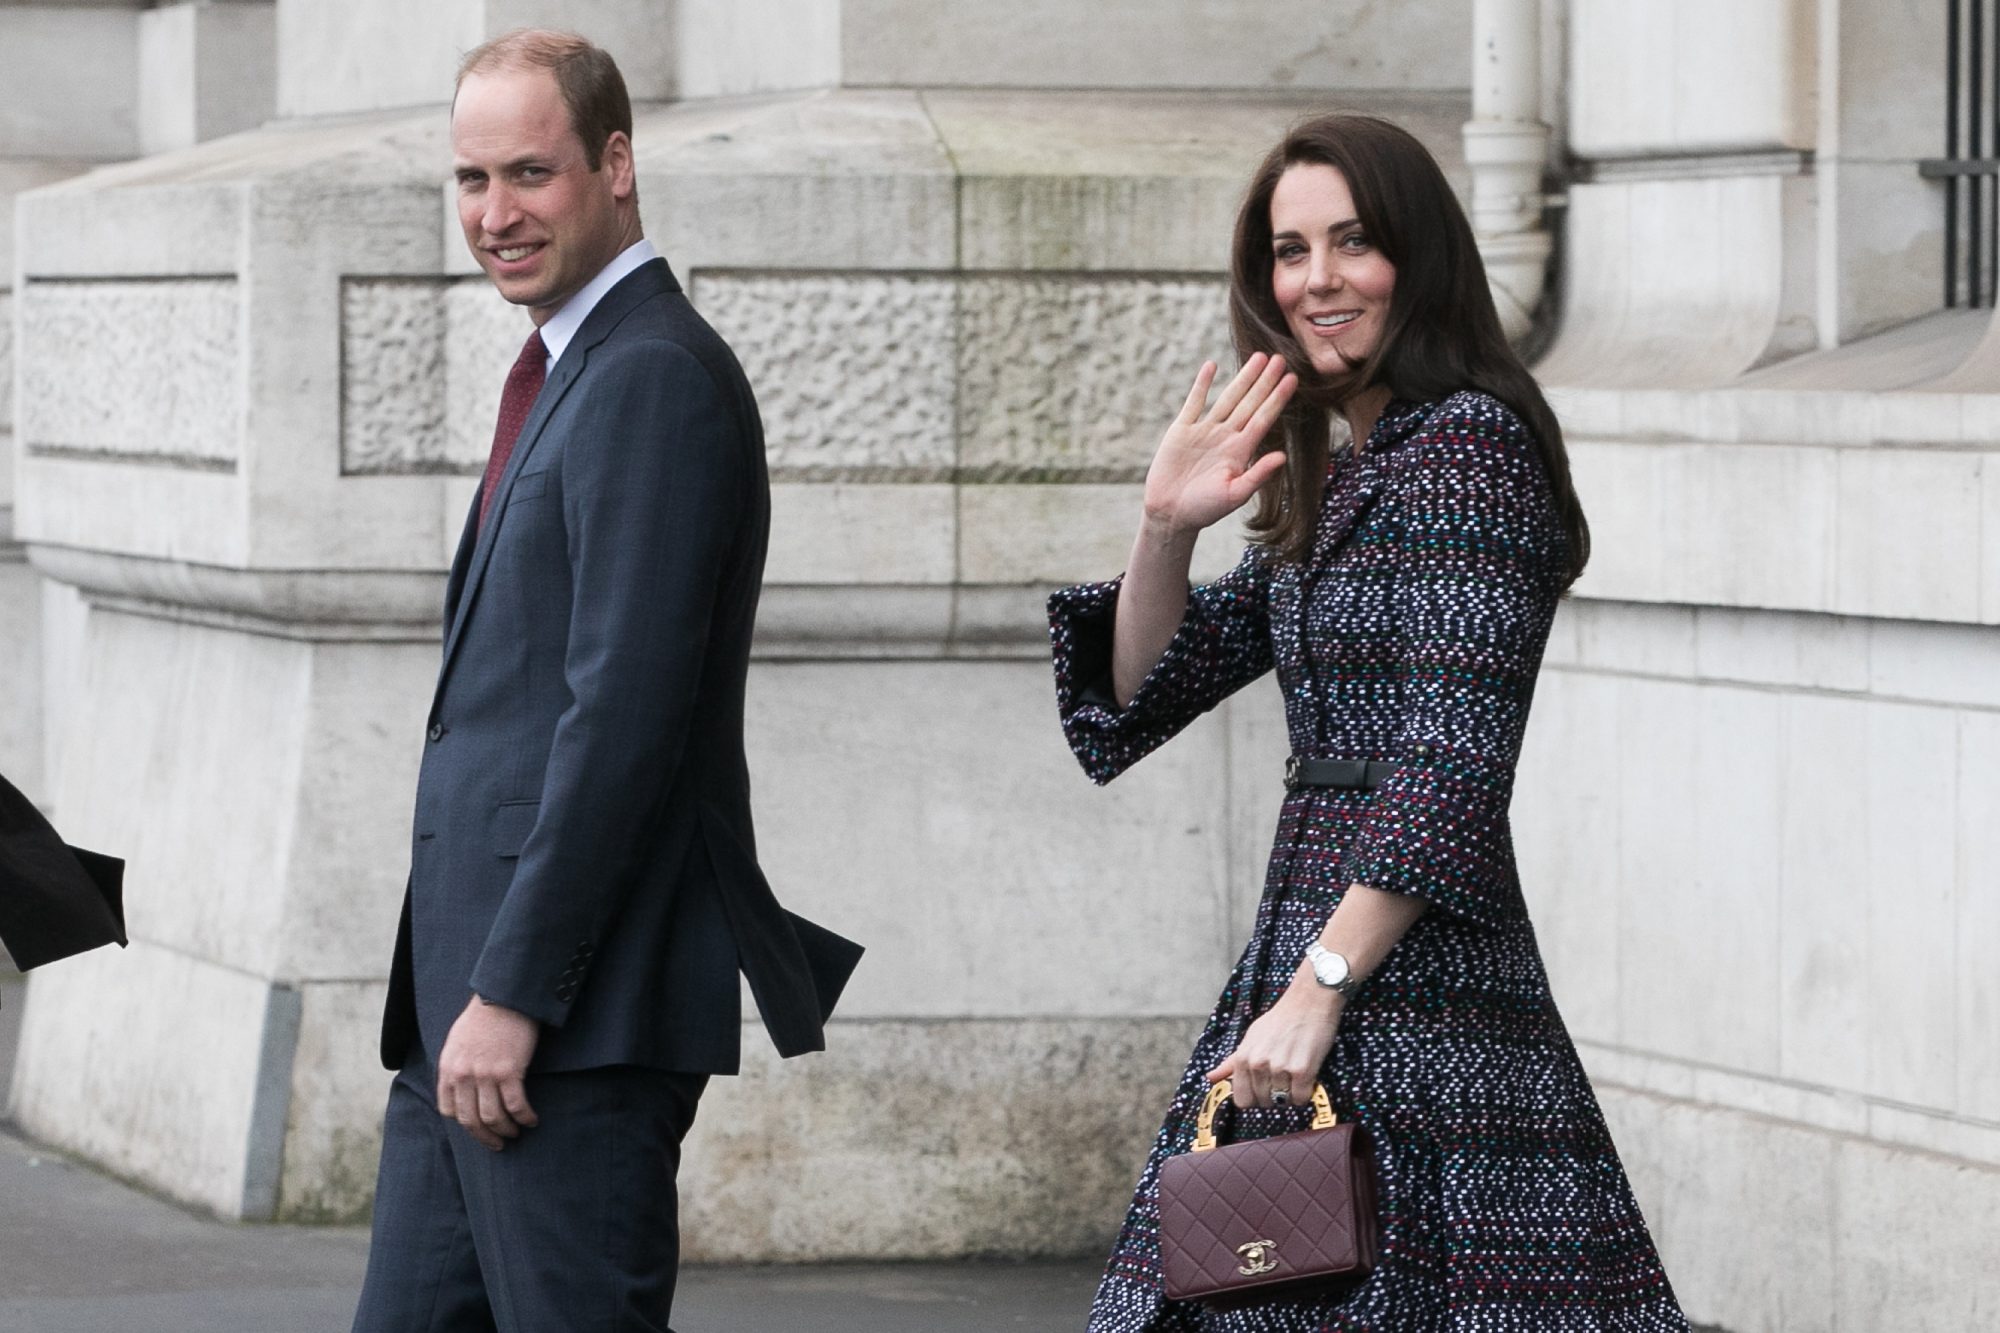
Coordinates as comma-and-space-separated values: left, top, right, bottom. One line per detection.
1284, 755, 1302, 790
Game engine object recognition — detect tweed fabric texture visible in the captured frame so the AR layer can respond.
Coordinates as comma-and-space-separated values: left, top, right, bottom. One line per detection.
1050, 391, 1687, 1331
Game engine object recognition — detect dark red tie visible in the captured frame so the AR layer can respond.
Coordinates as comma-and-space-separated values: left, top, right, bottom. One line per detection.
479, 329, 548, 528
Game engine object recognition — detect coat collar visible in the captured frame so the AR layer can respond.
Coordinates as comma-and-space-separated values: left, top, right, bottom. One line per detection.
433, 258, 680, 692
1307, 397, 1438, 561
1359, 396, 1436, 456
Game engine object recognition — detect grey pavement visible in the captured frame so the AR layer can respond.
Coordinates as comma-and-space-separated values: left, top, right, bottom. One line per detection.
0, 1123, 1099, 1331
2, 971, 1098, 1332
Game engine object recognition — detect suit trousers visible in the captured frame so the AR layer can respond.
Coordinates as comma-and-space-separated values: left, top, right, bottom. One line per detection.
351, 1052, 707, 1333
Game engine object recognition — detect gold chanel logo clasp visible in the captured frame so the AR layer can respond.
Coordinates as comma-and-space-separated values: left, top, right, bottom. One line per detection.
1235, 1238, 1281, 1276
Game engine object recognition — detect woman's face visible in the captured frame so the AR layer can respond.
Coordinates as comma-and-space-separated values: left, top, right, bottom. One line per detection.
1269, 163, 1396, 377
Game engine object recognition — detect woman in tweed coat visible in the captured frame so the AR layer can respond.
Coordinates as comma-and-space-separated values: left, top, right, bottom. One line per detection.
1050, 115, 1688, 1330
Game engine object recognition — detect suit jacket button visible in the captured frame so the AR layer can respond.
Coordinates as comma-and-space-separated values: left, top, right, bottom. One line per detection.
427, 722, 444, 743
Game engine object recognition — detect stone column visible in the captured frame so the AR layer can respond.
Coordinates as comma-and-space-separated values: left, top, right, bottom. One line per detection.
1535, 0, 1824, 386
1463, 0, 1553, 342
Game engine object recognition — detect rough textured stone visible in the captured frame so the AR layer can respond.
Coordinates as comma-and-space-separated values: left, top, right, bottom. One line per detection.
693, 273, 958, 479
18, 278, 239, 466
340, 279, 448, 474
957, 276, 1227, 479
417, 271, 1229, 483
340, 277, 530, 474
679, 1017, 1196, 1262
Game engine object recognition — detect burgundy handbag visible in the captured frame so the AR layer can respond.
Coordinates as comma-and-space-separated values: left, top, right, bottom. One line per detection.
1156, 1079, 1379, 1309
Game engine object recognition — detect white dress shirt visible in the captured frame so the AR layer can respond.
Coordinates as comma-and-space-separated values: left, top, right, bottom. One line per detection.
538, 237, 660, 370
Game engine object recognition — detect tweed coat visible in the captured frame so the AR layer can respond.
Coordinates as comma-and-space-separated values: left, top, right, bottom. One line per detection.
1050, 391, 1687, 1331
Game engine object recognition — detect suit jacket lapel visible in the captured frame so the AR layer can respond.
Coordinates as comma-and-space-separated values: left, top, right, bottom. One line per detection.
435, 356, 585, 685
441, 488, 481, 632
433, 259, 680, 691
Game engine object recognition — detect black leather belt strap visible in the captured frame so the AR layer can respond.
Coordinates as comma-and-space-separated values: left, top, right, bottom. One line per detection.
1285, 756, 1396, 791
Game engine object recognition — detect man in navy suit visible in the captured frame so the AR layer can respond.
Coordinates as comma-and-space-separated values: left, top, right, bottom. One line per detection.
352, 30, 860, 1333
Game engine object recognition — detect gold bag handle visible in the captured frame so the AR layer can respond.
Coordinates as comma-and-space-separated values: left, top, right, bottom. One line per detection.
1193, 1079, 1338, 1152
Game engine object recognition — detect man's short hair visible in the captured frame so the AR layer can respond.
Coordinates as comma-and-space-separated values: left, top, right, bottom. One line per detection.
457, 29, 633, 172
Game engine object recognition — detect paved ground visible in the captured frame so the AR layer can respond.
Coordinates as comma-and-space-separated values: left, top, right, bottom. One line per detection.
2, 973, 1099, 1331
0, 1123, 1100, 1332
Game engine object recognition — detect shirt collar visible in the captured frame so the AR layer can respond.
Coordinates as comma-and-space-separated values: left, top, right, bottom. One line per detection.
537, 237, 659, 367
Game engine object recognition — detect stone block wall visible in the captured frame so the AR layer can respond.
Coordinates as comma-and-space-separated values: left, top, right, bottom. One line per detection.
1519, 595, 2000, 1330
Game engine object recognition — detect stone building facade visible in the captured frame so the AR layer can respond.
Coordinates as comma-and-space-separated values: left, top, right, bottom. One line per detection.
3, 2, 1996, 1329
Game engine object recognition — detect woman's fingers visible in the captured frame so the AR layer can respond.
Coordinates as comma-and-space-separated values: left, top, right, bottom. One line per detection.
1242, 371, 1298, 437
1206, 352, 1270, 423
1177, 360, 1220, 425
1220, 355, 1289, 429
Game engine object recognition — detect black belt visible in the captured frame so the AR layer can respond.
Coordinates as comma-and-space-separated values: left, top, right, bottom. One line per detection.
1285, 756, 1396, 791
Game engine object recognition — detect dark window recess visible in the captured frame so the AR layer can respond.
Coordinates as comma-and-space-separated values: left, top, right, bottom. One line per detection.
1923, 0, 2000, 307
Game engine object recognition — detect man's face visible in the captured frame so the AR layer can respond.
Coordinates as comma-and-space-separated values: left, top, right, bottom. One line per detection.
451, 67, 633, 324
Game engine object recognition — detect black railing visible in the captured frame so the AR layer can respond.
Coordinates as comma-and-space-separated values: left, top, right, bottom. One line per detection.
1924, 0, 2000, 307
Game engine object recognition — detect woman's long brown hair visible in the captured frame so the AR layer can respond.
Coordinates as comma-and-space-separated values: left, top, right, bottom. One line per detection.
1228, 114, 1589, 586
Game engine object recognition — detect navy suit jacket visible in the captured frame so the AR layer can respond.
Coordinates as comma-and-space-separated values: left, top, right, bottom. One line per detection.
379, 257, 860, 1075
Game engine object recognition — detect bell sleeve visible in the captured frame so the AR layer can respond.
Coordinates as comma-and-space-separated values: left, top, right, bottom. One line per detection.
1048, 546, 1275, 785
1341, 395, 1565, 930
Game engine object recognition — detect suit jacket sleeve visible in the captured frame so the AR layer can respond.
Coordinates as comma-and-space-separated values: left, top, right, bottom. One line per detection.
468, 338, 750, 1025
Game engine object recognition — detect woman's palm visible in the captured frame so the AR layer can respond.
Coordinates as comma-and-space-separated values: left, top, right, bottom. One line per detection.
1145, 354, 1296, 534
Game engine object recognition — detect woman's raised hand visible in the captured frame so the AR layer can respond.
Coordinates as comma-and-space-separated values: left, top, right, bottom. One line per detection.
1142, 353, 1297, 538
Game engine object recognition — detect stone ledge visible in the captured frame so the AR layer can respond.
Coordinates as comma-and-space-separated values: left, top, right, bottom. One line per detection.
1565, 436, 2000, 626
27, 545, 442, 633
1584, 1040, 2000, 1171
1543, 599, 2000, 711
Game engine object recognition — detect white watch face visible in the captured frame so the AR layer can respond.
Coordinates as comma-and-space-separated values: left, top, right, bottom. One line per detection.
1310, 945, 1350, 987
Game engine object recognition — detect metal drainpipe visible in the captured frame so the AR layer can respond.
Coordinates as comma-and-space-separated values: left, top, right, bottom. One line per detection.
1463, 0, 1553, 344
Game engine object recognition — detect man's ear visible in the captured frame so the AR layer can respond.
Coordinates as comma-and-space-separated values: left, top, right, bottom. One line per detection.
602, 131, 635, 199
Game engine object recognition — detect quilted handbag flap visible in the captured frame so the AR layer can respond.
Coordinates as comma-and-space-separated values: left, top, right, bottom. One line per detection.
1157, 1120, 1377, 1306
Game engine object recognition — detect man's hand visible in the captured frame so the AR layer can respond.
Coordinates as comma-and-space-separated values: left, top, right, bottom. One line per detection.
437, 996, 541, 1151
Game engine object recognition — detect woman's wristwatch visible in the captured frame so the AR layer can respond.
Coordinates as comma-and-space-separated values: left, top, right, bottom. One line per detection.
1304, 941, 1362, 998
